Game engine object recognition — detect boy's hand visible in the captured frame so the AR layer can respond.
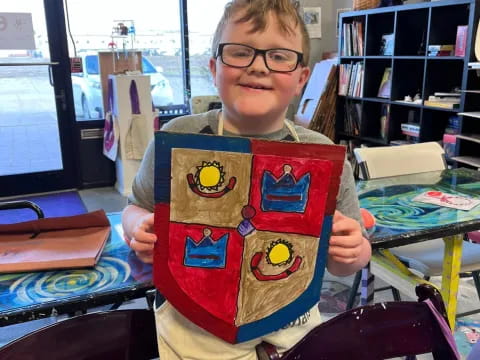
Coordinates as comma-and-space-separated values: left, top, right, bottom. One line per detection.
328, 210, 364, 265
127, 213, 157, 264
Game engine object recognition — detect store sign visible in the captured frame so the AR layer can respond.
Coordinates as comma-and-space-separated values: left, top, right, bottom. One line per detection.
0, 13, 35, 50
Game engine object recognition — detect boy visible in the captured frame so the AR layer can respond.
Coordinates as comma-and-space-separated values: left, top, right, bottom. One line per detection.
122, 0, 371, 358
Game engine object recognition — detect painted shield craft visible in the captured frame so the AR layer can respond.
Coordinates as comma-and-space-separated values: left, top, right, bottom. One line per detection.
153, 132, 346, 343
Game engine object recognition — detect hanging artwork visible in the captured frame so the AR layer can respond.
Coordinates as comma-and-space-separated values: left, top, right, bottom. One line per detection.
153, 132, 346, 344
103, 78, 119, 161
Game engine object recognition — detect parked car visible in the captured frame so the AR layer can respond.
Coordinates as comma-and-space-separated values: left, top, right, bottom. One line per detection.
72, 52, 174, 119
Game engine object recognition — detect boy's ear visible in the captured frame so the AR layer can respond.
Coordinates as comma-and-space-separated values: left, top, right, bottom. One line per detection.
209, 57, 217, 87
294, 66, 311, 96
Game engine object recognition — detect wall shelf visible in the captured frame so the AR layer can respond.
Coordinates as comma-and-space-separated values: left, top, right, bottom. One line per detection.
456, 133, 480, 144
336, 0, 477, 149
451, 156, 480, 167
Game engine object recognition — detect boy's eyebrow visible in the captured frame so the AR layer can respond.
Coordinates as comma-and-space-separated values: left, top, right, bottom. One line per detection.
235, 12, 298, 36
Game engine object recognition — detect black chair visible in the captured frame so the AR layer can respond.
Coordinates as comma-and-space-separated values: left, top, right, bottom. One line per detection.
0, 200, 44, 238
0, 309, 158, 360
256, 284, 459, 360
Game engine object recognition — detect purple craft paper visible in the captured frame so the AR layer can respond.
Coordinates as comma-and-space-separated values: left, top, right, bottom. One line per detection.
129, 79, 141, 114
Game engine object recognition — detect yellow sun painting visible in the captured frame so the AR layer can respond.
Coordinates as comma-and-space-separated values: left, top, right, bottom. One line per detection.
266, 239, 294, 266
195, 161, 226, 191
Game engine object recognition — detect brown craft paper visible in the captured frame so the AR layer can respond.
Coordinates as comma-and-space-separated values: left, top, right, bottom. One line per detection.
0, 210, 111, 273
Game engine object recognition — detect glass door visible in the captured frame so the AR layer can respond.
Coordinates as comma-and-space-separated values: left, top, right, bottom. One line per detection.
0, 0, 76, 197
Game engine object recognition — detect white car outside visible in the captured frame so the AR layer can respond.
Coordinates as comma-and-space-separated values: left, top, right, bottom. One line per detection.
72, 53, 174, 119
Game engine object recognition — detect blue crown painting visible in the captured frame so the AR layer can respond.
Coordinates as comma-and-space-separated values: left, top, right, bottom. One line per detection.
261, 164, 311, 213
184, 228, 228, 268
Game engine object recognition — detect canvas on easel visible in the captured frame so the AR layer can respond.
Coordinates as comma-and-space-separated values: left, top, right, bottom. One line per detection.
153, 132, 346, 343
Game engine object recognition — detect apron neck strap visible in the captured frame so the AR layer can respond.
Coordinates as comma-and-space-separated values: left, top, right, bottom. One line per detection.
217, 112, 300, 142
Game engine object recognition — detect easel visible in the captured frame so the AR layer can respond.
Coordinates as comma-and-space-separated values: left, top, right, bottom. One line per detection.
98, 51, 142, 116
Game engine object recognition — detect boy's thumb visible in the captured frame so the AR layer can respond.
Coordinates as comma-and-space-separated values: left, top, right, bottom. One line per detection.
333, 210, 344, 222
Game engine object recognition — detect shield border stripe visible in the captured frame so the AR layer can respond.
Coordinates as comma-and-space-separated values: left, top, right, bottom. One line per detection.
236, 215, 332, 342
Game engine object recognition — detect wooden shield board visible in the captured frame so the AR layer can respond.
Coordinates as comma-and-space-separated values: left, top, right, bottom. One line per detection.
153, 132, 345, 343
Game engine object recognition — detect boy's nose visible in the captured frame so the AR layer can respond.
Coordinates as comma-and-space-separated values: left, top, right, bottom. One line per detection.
247, 53, 270, 74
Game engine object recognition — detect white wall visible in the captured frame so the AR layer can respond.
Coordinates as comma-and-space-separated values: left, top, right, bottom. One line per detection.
289, 0, 354, 118
301, 0, 353, 67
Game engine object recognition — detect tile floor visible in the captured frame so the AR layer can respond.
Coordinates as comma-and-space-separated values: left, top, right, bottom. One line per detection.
1, 186, 479, 359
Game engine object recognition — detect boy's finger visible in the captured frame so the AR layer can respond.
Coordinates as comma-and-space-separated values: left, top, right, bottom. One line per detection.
329, 235, 362, 248
329, 255, 356, 264
332, 219, 360, 234
133, 231, 157, 243
331, 226, 361, 238
130, 238, 155, 252
328, 246, 360, 259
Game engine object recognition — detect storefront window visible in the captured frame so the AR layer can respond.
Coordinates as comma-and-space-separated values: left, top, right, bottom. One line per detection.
187, 0, 229, 98
64, 0, 184, 120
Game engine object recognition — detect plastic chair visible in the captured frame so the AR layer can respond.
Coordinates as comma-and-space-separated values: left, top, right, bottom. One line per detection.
355, 141, 447, 180
0, 200, 44, 237
0, 309, 158, 360
256, 284, 459, 360
348, 142, 480, 315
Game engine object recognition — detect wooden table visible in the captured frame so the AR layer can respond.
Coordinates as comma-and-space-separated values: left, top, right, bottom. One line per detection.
357, 168, 480, 328
0, 213, 153, 327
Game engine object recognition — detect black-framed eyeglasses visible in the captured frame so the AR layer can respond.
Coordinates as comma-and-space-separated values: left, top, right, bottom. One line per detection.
215, 43, 304, 73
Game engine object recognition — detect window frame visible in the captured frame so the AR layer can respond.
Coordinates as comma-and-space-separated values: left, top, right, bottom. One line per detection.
155, 0, 192, 123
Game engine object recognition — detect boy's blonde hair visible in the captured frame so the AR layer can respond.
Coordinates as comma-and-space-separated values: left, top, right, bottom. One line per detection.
212, 0, 310, 66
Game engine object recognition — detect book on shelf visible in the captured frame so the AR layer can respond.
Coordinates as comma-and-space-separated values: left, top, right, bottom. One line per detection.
357, 22, 364, 57
401, 123, 420, 137
380, 104, 390, 141
338, 63, 349, 96
377, 68, 392, 98
338, 62, 364, 97
341, 21, 364, 57
424, 95, 460, 109
424, 100, 460, 109
468, 62, 480, 69
427, 44, 454, 57
379, 33, 394, 56
339, 139, 361, 179
343, 100, 362, 136
446, 115, 461, 134
455, 25, 468, 57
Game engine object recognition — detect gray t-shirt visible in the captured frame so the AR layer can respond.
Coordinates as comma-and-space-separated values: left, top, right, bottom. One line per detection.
130, 109, 362, 227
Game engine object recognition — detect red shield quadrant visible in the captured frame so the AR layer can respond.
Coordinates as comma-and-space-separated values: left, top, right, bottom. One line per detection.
154, 144, 339, 344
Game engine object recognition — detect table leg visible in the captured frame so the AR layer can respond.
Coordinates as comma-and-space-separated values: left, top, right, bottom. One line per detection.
360, 264, 374, 305
441, 234, 463, 330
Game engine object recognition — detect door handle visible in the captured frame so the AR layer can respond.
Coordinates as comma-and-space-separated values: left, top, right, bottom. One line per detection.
55, 89, 67, 111
48, 64, 54, 86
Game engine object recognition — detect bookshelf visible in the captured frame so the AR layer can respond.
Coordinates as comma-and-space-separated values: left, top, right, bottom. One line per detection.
336, 0, 480, 168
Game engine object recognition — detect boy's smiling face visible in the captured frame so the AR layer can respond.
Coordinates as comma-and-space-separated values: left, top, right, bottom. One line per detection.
209, 11, 310, 133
